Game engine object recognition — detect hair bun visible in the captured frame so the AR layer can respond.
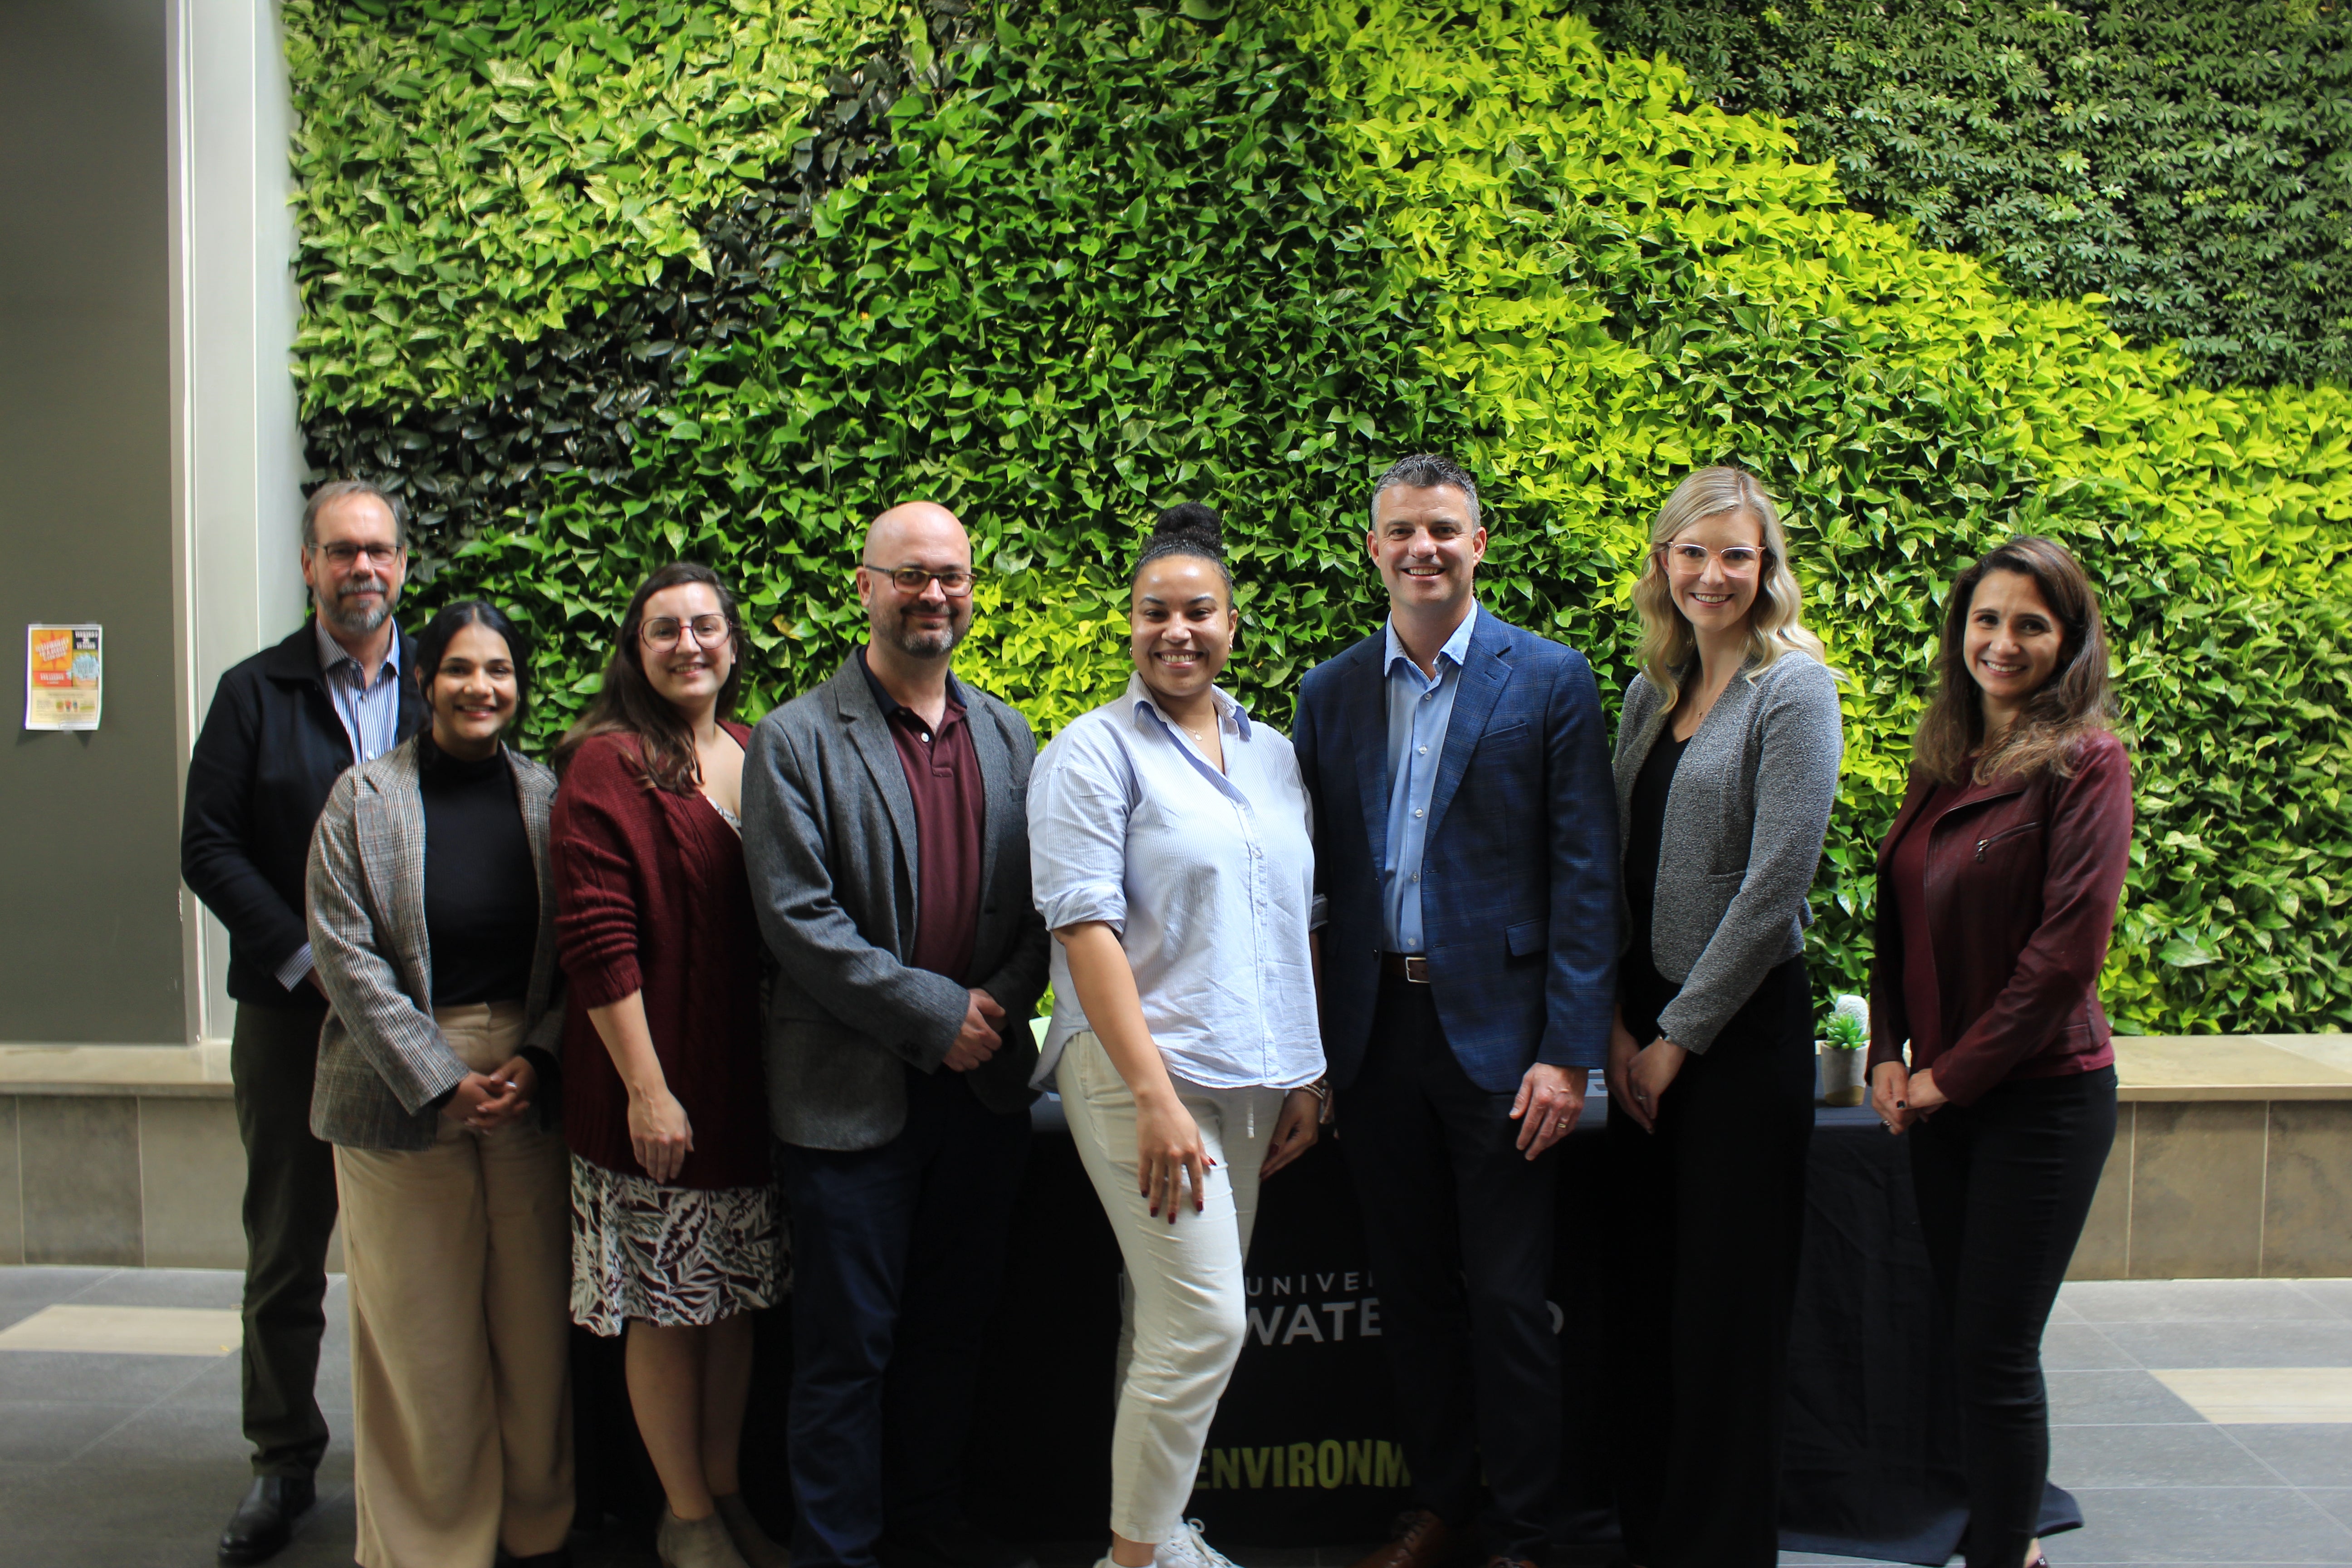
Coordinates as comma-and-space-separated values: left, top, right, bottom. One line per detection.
1152, 502, 1223, 555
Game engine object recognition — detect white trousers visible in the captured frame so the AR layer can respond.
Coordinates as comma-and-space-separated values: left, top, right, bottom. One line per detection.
1057, 1031, 1285, 1544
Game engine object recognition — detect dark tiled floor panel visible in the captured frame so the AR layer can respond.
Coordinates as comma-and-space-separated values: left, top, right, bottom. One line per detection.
1, 1270, 2347, 1566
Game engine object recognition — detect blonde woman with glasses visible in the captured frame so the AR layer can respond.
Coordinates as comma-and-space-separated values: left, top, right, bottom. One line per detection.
1601, 466, 1843, 1568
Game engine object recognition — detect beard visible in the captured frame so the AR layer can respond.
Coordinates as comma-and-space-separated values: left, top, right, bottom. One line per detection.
320, 579, 397, 637
879, 603, 970, 659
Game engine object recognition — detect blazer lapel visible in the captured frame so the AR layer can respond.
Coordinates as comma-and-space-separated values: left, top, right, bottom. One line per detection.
833, 663, 923, 890
1345, 642, 1391, 871
1422, 617, 1513, 844
359, 746, 432, 1007
964, 691, 1013, 909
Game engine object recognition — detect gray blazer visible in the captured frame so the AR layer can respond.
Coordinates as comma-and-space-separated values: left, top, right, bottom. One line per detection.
1613, 651, 1842, 1053
305, 738, 564, 1151
742, 657, 1052, 1152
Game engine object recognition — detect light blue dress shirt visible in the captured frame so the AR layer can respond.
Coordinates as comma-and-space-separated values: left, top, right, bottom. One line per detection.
1029, 674, 1326, 1093
1382, 603, 1479, 954
316, 617, 403, 765
279, 619, 405, 993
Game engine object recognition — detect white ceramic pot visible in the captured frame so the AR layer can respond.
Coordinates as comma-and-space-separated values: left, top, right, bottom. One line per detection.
1817, 1043, 1867, 1107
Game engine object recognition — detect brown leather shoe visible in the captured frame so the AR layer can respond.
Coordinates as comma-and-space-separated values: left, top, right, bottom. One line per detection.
1348, 1510, 1453, 1568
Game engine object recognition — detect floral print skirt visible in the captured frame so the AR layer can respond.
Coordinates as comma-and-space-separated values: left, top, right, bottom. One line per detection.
569, 1155, 787, 1338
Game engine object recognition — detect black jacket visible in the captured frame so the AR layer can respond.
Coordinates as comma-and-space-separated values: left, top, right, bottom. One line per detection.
181, 621, 427, 1006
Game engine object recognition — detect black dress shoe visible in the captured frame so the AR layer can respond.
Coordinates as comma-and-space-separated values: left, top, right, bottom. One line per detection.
879, 1518, 1042, 1568
217, 1474, 316, 1566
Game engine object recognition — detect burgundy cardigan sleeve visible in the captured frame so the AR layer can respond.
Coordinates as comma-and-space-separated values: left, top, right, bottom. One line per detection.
1930, 735, 2134, 1107
552, 737, 652, 1010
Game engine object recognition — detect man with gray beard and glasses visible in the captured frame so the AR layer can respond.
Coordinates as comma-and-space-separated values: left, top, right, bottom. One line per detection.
182, 479, 426, 1565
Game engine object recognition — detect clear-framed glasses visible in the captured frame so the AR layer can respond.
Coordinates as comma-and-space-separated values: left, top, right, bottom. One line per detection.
641, 614, 731, 649
1660, 542, 1767, 574
866, 563, 982, 597
313, 541, 402, 568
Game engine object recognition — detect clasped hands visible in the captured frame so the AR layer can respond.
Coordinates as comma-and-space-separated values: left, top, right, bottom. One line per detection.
1605, 1014, 1686, 1134
440, 1054, 538, 1135
943, 987, 1009, 1072
1869, 1061, 1946, 1135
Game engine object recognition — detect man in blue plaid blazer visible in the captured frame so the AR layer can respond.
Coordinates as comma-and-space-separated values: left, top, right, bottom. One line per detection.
1292, 454, 1618, 1568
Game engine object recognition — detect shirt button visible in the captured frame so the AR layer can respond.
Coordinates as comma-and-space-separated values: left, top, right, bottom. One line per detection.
1410, 872, 1420, 883
1413, 808, 1425, 818
1417, 746, 1427, 755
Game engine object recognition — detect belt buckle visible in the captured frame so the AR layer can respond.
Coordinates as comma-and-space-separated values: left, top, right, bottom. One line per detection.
1386, 952, 1431, 985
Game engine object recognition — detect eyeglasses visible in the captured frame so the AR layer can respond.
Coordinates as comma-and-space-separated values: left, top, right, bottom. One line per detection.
641, 614, 731, 649
313, 541, 402, 568
1660, 543, 1768, 574
864, 563, 982, 597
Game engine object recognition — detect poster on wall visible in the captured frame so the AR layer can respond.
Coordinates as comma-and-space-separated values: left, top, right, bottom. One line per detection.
24, 624, 102, 730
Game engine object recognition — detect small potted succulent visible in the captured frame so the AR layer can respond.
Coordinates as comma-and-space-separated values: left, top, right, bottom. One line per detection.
1817, 994, 1869, 1107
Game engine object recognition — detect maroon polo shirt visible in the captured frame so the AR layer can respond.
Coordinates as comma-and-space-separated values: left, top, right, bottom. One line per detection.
858, 648, 985, 985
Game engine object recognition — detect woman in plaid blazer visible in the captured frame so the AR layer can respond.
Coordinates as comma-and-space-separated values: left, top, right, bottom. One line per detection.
305, 599, 573, 1568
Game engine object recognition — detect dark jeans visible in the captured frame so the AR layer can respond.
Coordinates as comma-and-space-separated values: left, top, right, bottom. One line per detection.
1336, 976, 1561, 1561
777, 1068, 1032, 1568
1911, 1065, 2117, 1568
1603, 955, 1815, 1568
230, 998, 339, 1478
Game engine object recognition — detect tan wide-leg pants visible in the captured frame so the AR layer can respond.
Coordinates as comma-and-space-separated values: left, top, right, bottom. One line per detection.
335, 1001, 575, 1568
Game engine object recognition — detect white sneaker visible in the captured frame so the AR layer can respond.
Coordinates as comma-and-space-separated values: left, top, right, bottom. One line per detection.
1156, 1519, 1240, 1568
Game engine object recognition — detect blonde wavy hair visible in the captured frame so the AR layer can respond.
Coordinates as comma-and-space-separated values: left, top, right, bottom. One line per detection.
1632, 466, 1825, 711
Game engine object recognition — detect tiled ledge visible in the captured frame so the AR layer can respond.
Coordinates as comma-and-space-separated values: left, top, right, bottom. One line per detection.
0, 1042, 233, 1099
2116, 1034, 2352, 1101
2, 1034, 2345, 1276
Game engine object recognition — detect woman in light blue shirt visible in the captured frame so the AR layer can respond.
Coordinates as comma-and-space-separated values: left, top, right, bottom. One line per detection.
1029, 504, 1326, 1568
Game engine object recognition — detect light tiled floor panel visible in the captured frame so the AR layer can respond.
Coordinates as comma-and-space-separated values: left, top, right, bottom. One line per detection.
1, 1271, 2347, 1566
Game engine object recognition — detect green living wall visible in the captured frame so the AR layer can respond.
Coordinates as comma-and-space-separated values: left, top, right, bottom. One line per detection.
284, 0, 2352, 1035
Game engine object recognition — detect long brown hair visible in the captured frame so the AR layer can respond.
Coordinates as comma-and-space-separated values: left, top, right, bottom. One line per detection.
552, 563, 745, 793
1914, 537, 2116, 787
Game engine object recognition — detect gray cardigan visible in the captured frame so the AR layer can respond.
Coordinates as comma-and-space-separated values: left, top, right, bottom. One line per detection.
741, 657, 1052, 1152
305, 738, 565, 1151
1612, 650, 1842, 1053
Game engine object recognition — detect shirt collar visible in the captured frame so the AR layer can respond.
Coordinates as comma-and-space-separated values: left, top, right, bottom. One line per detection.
314, 617, 399, 684
1382, 601, 1479, 679
1122, 672, 1252, 741
856, 645, 966, 721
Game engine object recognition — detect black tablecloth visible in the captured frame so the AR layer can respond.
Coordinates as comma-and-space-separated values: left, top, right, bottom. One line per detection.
571, 1093, 2079, 1564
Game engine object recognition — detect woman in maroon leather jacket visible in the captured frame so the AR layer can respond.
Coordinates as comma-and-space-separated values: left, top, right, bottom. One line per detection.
1868, 537, 2132, 1568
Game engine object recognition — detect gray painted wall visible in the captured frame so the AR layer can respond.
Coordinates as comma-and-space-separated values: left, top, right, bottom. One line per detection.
0, 0, 182, 1043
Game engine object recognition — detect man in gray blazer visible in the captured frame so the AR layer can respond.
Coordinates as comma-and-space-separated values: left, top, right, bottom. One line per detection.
742, 501, 1050, 1568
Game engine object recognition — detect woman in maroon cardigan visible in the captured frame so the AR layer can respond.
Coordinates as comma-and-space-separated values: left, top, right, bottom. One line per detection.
552, 563, 783, 1568
1868, 537, 2132, 1568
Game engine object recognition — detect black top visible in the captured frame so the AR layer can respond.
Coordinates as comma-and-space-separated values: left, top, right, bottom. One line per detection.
1621, 723, 1690, 1035
180, 622, 428, 1005
420, 742, 538, 1006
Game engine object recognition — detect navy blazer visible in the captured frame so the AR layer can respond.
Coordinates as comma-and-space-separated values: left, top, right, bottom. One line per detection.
1294, 610, 1618, 1093
182, 621, 428, 1005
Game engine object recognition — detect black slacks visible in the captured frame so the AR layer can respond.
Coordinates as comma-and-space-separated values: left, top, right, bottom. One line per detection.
230, 997, 340, 1478
1910, 1065, 2116, 1568
1603, 955, 1815, 1568
1338, 975, 1561, 1561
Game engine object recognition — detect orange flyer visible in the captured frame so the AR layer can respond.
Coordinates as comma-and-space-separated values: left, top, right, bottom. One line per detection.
24, 623, 102, 731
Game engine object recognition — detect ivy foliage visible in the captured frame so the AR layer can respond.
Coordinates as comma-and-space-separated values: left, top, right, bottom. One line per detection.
417, 0, 1475, 736
1581, 0, 2352, 390
302, 4, 974, 557
284, 0, 908, 409
1296, 0, 2352, 1029
283, 0, 2352, 1034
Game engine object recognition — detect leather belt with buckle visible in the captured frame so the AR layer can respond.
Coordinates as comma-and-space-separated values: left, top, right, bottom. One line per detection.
1378, 952, 1432, 984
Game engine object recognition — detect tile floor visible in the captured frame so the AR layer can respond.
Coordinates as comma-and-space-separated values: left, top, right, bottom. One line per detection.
1, 1269, 2347, 1566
